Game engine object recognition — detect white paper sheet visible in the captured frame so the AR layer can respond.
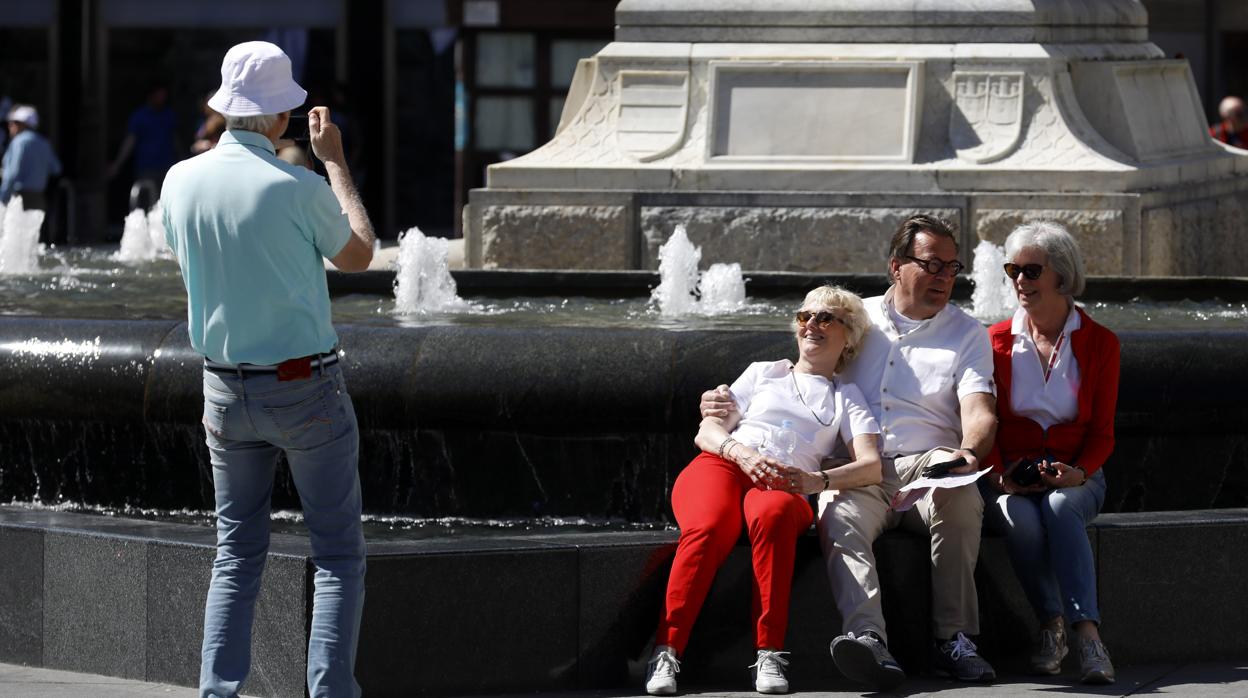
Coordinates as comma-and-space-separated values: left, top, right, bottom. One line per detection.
889, 467, 992, 512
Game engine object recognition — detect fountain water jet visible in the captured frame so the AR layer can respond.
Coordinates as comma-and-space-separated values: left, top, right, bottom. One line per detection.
697, 262, 746, 313
650, 224, 700, 316
650, 225, 748, 317
393, 226, 471, 314
0, 196, 46, 275
115, 201, 171, 263
970, 240, 1017, 323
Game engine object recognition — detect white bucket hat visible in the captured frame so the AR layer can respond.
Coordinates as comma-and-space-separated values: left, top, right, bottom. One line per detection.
207, 41, 306, 117
7, 105, 38, 128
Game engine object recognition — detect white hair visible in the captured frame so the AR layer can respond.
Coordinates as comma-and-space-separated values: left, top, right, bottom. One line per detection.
225, 113, 279, 133
1004, 221, 1087, 297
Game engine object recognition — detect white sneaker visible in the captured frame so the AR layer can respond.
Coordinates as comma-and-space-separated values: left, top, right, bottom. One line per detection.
749, 649, 790, 694
645, 646, 680, 696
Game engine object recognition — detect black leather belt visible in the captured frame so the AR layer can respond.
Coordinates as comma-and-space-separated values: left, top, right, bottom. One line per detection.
204, 350, 339, 375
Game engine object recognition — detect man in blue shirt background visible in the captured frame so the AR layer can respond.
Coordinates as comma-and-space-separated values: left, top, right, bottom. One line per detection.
1, 104, 62, 211
108, 83, 180, 206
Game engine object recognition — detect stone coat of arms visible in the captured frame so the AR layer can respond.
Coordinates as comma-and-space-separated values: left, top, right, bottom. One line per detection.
615, 70, 689, 162
950, 71, 1025, 164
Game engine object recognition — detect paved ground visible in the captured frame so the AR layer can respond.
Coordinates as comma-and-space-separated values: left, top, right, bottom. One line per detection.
3, 661, 1247, 697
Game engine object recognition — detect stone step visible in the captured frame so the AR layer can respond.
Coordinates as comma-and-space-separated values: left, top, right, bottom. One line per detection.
1, 506, 1244, 696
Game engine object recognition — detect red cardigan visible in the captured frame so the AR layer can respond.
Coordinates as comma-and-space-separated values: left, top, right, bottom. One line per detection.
985, 307, 1120, 476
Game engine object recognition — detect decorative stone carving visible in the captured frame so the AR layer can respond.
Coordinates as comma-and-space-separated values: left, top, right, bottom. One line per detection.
1071, 60, 1216, 163
468, 0, 1248, 275
616, 70, 690, 162
950, 71, 1025, 164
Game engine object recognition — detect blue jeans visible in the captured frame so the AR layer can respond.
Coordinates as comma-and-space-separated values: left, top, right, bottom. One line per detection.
199, 364, 366, 698
981, 469, 1106, 625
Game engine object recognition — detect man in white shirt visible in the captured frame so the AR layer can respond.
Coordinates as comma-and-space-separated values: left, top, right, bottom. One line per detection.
701, 214, 998, 689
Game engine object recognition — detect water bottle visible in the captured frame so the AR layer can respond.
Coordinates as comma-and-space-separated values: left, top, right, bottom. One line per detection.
763, 419, 799, 466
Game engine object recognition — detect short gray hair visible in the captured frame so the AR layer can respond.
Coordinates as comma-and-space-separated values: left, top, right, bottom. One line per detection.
1004, 221, 1086, 297
225, 113, 279, 133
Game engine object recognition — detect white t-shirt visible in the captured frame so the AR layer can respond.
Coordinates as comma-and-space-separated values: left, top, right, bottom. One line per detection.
839, 288, 996, 458
1009, 305, 1081, 431
728, 359, 880, 473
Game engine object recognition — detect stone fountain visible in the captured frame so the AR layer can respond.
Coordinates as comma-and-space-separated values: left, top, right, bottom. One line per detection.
465, 0, 1248, 276
5, 3, 1248, 694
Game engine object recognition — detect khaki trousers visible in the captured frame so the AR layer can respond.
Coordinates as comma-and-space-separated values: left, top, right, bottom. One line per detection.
816, 448, 984, 644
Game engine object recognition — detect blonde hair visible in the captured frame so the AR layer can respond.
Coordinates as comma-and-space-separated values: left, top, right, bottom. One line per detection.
796, 285, 870, 373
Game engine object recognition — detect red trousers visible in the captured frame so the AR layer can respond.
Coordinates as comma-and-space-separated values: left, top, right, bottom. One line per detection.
656, 452, 814, 654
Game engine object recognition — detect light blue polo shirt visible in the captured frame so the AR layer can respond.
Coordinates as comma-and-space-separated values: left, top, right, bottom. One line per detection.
161, 129, 352, 365
0, 129, 62, 203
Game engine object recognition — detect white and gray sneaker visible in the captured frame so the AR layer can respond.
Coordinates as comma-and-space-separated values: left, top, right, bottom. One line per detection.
749, 649, 791, 694
830, 631, 906, 691
645, 646, 680, 696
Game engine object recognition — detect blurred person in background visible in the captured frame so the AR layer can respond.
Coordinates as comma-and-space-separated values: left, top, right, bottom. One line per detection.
1, 104, 62, 212
108, 82, 180, 203
1210, 96, 1248, 147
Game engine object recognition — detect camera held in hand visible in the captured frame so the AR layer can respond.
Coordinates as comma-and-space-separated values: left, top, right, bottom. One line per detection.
1010, 456, 1056, 487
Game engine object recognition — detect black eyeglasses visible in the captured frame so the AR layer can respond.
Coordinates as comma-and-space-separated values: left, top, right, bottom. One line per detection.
1003, 262, 1044, 280
796, 310, 847, 329
906, 256, 965, 276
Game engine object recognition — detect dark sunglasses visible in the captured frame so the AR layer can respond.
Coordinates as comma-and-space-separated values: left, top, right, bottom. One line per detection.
906, 256, 965, 276
1003, 262, 1044, 280
796, 310, 846, 329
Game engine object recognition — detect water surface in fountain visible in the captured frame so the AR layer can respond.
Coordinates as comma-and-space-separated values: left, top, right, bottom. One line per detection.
1, 246, 1246, 330
5, 500, 670, 540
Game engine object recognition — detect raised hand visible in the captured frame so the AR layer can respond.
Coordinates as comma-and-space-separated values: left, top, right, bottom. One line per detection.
700, 385, 736, 419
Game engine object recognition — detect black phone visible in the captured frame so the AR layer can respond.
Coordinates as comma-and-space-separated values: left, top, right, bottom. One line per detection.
283, 114, 309, 143
922, 456, 967, 479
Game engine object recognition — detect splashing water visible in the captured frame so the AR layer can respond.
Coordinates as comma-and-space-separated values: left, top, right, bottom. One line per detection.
651, 225, 702, 316
699, 262, 746, 313
651, 225, 748, 316
970, 239, 1017, 322
0, 196, 46, 274
115, 201, 171, 262
147, 202, 167, 252
393, 226, 471, 313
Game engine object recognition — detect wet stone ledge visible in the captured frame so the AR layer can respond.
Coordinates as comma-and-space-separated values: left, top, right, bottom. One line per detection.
0, 317, 1246, 518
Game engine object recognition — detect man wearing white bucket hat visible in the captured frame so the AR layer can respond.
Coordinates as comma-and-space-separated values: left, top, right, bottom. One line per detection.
1, 104, 62, 211
161, 41, 375, 698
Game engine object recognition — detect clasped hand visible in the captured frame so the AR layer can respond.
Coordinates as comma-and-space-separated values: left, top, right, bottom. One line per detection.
736, 452, 823, 495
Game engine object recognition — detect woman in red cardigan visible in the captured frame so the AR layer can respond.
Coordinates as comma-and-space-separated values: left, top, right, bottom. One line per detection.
981, 222, 1120, 685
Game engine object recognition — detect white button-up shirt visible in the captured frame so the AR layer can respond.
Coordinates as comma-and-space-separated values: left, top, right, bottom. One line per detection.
840, 288, 995, 458
1009, 305, 1081, 431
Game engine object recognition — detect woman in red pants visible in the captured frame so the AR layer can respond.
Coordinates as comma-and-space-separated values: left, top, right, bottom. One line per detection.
646, 285, 883, 695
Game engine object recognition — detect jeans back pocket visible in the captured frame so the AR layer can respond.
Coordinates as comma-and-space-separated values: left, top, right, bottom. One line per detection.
263, 385, 335, 450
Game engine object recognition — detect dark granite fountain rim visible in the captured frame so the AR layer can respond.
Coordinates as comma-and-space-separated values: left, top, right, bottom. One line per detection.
327, 269, 1248, 302
0, 505, 679, 558
6, 505, 1245, 559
